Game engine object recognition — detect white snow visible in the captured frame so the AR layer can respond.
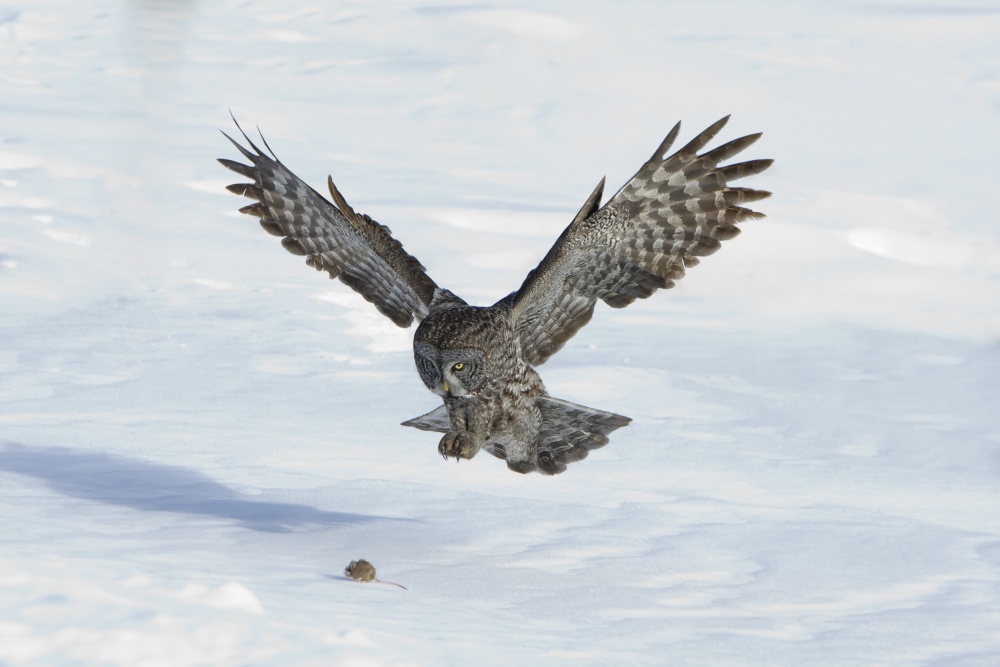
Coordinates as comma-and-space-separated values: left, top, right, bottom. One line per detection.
2, 1, 999, 665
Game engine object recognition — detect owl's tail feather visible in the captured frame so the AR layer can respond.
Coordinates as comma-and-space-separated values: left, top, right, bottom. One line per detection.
533, 396, 631, 475
400, 397, 631, 475
401, 405, 450, 433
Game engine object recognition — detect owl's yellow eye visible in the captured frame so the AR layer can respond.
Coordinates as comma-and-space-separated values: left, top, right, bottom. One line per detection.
453, 362, 465, 371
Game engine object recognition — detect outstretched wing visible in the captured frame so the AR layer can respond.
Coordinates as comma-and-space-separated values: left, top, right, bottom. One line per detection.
219, 120, 438, 327
510, 116, 772, 365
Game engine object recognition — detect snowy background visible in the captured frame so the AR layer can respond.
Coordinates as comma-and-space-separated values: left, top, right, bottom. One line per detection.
2, 1, 999, 665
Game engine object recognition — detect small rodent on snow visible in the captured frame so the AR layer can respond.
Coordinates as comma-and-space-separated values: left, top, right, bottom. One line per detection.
345, 559, 408, 590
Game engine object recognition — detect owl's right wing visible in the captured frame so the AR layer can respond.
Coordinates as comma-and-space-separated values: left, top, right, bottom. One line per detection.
509, 116, 772, 365
219, 120, 438, 328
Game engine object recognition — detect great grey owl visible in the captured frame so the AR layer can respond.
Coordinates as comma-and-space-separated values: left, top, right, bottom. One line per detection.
219, 116, 772, 475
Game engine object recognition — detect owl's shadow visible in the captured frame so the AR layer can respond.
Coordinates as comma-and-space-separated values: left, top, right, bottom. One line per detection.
0, 442, 395, 533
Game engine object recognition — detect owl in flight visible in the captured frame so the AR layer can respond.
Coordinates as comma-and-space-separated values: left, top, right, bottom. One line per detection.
220, 116, 771, 474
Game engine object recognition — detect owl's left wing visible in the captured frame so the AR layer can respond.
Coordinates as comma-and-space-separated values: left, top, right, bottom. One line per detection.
219, 120, 438, 327
510, 116, 772, 365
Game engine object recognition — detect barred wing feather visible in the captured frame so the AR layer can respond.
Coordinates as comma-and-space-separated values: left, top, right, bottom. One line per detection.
219, 121, 437, 328
511, 116, 772, 365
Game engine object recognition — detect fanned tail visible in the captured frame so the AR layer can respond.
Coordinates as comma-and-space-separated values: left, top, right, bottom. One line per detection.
533, 396, 631, 475
401, 397, 631, 475
401, 405, 450, 432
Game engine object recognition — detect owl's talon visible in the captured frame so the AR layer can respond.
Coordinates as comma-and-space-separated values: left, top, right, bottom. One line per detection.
438, 431, 481, 461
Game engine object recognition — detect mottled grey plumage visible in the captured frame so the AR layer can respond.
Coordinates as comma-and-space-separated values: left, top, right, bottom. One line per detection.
220, 116, 772, 474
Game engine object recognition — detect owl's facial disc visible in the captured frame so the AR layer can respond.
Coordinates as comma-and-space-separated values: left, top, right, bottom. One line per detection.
413, 342, 444, 395
439, 351, 485, 397
442, 362, 470, 397
413, 343, 485, 397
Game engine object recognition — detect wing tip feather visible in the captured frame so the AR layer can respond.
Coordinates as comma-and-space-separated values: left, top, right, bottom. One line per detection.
225, 182, 251, 196
228, 112, 266, 157
327, 175, 362, 226
571, 176, 606, 225
281, 237, 308, 256
720, 158, 774, 181
652, 121, 682, 160
676, 115, 731, 157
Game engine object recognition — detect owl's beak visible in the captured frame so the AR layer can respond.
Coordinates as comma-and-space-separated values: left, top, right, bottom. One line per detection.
442, 381, 450, 395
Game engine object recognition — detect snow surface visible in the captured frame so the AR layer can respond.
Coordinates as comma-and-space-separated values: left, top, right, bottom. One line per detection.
2, 1, 999, 665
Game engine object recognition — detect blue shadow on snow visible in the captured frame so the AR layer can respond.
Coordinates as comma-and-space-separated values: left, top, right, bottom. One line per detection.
0, 442, 399, 533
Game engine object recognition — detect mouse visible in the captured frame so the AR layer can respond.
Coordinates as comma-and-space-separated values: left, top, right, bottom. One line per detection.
344, 559, 408, 590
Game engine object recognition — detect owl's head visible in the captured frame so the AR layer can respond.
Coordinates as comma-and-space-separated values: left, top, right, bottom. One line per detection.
414, 342, 487, 398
